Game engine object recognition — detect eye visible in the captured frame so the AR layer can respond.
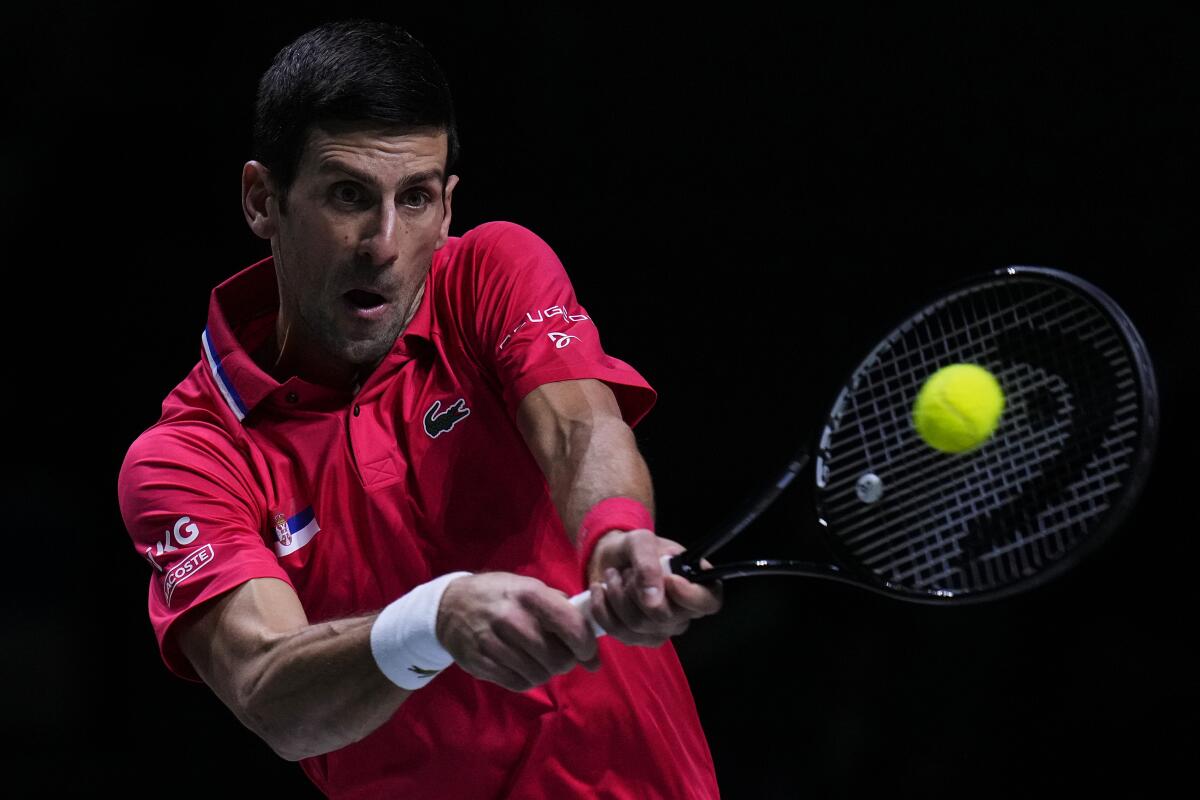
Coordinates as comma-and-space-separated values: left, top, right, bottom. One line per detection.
331, 182, 364, 205
401, 189, 433, 209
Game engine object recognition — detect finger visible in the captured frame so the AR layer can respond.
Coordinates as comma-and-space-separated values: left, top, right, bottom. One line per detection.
484, 621, 561, 687
522, 589, 599, 666
602, 566, 644, 633
493, 614, 577, 679
588, 580, 623, 640
655, 537, 687, 558
468, 643, 542, 692
664, 575, 724, 616
602, 567, 671, 645
625, 530, 673, 622
588, 577, 651, 646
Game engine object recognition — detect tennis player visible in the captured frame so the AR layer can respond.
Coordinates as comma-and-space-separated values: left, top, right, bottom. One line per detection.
117, 19, 722, 799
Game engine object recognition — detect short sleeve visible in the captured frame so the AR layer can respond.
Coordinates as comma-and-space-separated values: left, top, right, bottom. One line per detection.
458, 221, 657, 427
117, 423, 294, 682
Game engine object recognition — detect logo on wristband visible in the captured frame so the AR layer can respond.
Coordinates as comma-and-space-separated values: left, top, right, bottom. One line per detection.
408, 665, 441, 680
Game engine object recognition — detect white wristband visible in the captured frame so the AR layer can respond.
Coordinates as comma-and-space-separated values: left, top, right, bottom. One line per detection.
370, 572, 472, 690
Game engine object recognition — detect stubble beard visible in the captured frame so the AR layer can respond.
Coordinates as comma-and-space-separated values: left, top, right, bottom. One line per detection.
314, 280, 426, 372
315, 304, 404, 369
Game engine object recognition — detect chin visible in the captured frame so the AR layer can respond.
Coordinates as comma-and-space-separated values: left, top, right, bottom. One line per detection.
339, 336, 396, 367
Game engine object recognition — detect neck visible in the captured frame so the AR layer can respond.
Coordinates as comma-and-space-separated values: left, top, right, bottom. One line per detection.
254, 318, 361, 392
254, 285, 424, 392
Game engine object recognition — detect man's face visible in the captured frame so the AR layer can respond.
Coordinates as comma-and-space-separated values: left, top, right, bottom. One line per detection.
268, 122, 457, 372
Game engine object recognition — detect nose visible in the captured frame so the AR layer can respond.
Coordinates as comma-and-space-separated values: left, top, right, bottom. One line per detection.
358, 198, 401, 268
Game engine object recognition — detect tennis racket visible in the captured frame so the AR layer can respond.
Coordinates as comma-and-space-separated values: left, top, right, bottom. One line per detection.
570, 266, 1159, 633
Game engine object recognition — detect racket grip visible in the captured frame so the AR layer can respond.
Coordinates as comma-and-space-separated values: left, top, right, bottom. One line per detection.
568, 554, 675, 637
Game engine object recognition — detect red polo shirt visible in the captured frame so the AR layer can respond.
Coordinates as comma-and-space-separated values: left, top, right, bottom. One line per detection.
118, 221, 719, 799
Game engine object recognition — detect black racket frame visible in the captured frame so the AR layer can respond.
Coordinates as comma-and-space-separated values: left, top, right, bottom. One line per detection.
667, 266, 1160, 605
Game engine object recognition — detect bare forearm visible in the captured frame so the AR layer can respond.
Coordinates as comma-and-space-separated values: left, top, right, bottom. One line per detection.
551, 414, 654, 546
516, 380, 655, 547
516, 379, 719, 647
241, 613, 410, 761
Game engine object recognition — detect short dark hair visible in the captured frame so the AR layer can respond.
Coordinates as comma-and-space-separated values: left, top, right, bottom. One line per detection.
253, 19, 459, 212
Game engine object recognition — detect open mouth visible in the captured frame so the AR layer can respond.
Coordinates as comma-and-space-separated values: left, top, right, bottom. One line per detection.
344, 289, 388, 310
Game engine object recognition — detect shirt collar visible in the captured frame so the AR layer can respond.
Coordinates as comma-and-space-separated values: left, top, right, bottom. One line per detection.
200, 254, 435, 422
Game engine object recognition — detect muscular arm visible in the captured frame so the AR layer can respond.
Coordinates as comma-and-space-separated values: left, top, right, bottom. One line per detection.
516, 378, 654, 547
516, 379, 722, 643
179, 571, 599, 762
177, 577, 409, 762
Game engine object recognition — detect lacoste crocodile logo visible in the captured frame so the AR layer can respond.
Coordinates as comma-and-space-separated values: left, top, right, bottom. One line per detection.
424, 398, 471, 438
408, 665, 440, 679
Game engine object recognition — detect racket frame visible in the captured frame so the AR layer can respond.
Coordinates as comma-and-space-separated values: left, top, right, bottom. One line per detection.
673, 266, 1160, 604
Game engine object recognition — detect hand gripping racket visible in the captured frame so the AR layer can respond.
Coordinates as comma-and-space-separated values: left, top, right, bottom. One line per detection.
570, 266, 1159, 633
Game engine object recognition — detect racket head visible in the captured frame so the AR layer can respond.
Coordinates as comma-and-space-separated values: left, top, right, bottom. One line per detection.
812, 266, 1159, 604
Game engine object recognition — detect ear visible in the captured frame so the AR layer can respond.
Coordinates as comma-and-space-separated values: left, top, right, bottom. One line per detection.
242, 161, 279, 239
435, 174, 460, 250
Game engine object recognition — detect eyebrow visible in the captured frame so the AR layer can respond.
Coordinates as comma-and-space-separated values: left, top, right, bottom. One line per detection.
317, 161, 445, 190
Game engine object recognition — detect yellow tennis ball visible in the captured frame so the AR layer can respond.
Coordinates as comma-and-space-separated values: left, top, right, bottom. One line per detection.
912, 364, 1005, 453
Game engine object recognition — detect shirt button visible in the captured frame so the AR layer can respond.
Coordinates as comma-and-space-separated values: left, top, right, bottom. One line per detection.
286, 392, 299, 404
353, 404, 361, 416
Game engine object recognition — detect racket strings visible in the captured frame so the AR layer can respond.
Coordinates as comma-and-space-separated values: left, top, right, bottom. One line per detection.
912, 314, 1128, 587
816, 276, 1147, 595
830, 297, 1103, 514
878, 291, 1118, 585
848, 285, 1120, 472
831, 287, 1095, 445
835, 359, 1120, 541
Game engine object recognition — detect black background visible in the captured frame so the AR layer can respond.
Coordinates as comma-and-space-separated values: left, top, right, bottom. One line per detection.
5, 3, 1197, 796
